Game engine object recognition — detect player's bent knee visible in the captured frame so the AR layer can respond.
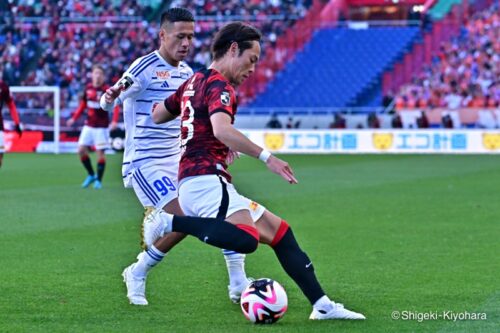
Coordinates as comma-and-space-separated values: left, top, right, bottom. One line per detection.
235, 224, 259, 253
235, 236, 259, 254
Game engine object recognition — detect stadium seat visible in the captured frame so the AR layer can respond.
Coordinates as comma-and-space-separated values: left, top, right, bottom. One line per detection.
251, 27, 421, 109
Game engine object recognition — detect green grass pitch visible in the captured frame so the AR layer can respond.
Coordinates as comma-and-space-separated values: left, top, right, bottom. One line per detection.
0, 153, 499, 332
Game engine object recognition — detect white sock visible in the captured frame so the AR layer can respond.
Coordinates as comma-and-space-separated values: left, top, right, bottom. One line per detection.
162, 211, 173, 233
313, 295, 334, 313
131, 245, 165, 278
222, 250, 247, 288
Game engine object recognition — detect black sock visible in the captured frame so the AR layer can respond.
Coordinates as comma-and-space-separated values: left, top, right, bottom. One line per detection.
172, 216, 259, 254
80, 155, 94, 176
97, 158, 105, 181
272, 227, 325, 305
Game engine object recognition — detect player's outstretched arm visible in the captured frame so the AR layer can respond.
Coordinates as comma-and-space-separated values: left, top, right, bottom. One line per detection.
152, 103, 178, 124
211, 113, 298, 184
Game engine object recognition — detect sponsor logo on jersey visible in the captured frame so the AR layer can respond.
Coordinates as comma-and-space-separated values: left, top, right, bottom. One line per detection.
156, 71, 170, 80
221, 91, 230, 106
151, 102, 159, 113
264, 133, 285, 151
372, 133, 393, 150
161, 81, 170, 88
482, 133, 500, 150
87, 101, 101, 109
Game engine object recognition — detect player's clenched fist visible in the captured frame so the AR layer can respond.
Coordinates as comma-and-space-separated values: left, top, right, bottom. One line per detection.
104, 86, 121, 104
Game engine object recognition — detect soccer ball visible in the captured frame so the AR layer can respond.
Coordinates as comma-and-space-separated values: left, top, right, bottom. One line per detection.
240, 278, 288, 324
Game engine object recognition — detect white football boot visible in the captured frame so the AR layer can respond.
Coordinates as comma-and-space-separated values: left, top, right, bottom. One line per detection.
122, 264, 148, 305
309, 302, 366, 320
143, 208, 171, 249
228, 278, 254, 303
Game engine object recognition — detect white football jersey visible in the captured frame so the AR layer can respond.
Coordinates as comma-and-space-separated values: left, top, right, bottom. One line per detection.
113, 50, 193, 186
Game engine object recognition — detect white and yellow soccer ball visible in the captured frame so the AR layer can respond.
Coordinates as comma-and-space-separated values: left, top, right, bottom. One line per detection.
240, 278, 288, 324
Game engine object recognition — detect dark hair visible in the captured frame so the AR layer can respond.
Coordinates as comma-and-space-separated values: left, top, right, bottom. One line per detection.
161, 8, 195, 27
211, 22, 262, 60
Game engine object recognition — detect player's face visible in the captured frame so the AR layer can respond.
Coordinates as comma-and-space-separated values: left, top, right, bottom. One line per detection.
230, 41, 260, 86
160, 21, 195, 63
91, 68, 104, 87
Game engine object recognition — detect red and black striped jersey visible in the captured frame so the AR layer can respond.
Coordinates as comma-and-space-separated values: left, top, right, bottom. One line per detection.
72, 83, 117, 128
164, 68, 237, 182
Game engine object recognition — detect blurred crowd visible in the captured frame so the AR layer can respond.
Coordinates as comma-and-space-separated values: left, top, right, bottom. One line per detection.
395, 5, 499, 109
1, 0, 312, 110
8, 0, 152, 18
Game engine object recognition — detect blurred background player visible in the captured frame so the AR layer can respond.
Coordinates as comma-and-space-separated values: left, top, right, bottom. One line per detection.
150, 22, 365, 320
100, 8, 252, 306
67, 65, 119, 189
0, 79, 22, 168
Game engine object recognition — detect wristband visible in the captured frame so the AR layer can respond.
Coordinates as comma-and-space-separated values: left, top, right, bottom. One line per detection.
258, 149, 271, 163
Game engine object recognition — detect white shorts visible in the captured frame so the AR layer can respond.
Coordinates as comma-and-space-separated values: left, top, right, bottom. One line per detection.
178, 174, 266, 223
131, 162, 179, 209
0, 131, 4, 153
78, 125, 110, 150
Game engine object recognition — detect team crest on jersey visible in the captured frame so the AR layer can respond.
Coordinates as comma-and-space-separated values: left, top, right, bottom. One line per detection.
264, 133, 285, 151
221, 91, 231, 106
180, 72, 190, 79
156, 71, 170, 80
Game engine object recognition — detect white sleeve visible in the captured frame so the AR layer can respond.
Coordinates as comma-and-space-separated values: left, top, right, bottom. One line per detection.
115, 72, 145, 104
100, 58, 149, 111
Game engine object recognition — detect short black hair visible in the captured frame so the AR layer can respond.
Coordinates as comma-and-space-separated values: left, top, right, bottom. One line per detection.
211, 22, 262, 60
161, 7, 195, 27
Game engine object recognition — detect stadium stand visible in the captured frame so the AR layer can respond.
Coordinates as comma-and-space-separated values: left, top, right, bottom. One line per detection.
250, 26, 421, 108
1, 0, 317, 110
393, 3, 499, 109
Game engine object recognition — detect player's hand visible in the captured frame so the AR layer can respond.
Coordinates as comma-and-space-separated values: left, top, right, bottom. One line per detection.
14, 124, 22, 137
266, 155, 298, 184
226, 149, 240, 165
66, 118, 75, 127
105, 86, 121, 104
110, 121, 118, 130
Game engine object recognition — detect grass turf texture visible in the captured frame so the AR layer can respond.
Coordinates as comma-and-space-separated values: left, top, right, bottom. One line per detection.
0, 153, 498, 333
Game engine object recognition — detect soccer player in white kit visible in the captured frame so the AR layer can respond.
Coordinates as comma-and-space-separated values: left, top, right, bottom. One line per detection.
100, 8, 257, 306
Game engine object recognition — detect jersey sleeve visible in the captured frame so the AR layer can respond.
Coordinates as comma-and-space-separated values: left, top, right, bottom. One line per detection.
206, 80, 235, 119
3, 84, 20, 124
163, 81, 186, 116
2, 82, 12, 103
114, 58, 148, 103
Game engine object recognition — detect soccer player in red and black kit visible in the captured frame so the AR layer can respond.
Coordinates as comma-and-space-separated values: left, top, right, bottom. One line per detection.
67, 65, 119, 189
0, 80, 22, 169
149, 22, 365, 320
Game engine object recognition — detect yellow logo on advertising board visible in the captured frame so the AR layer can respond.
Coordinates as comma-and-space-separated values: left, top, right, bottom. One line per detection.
482, 133, 500, 150
372, 133, 394, 150
264, 133, 285, 151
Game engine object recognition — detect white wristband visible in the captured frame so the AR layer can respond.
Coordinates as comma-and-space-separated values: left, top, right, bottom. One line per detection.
258, 149, 271, 163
